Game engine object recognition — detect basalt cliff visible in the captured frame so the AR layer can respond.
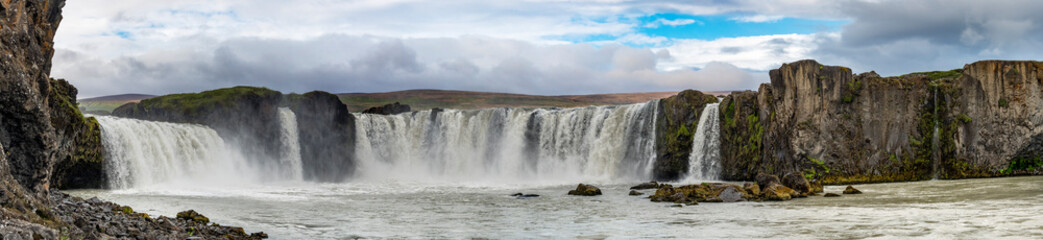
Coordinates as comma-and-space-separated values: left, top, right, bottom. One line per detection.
654, 60, 1043, 183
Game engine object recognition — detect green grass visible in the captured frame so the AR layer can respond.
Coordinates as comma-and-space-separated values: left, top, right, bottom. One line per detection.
903, 69, 964, 80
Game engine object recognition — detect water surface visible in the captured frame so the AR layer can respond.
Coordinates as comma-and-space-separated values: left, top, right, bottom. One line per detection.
69, 176, 1043, 239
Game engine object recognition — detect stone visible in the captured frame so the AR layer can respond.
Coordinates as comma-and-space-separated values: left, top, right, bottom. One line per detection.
567, 184, 602, 196
630, 181, 661, 190
742, 182, 760, 196
629, 190, 643, 196
782, 171, 812, 195
755, 173, 781, 192
824, 193, 841, 197
176, 210, 210, 224
843, 186, 862, 194
761, 183, 795, 201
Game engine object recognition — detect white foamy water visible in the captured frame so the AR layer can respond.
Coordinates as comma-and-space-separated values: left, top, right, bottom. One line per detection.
685, 103, 721, 182
95, 115, 259, 189
354, 101, 659, 184
277, 107, 303, 181
68, 176, 1043, 239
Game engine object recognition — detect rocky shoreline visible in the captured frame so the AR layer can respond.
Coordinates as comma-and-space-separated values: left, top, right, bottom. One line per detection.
2, 190, 266, 239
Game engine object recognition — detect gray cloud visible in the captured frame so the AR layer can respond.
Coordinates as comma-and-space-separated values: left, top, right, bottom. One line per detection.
54, 35, 759, 98
814, 0, 1043, 75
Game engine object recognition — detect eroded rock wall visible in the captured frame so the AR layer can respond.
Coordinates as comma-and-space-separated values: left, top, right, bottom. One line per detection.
652, 90, 717, 181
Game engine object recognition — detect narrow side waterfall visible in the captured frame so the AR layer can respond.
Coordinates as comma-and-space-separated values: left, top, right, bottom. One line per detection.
95, 116, 256, 189
278, 107, 303, 181
685, 103, 721, 181
354, 100, 659, 184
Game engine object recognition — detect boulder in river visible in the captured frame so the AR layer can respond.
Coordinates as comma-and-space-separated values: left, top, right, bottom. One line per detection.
843, 186, 862, 194
630, 181, 662, 190
824, 193, 841, 197
755, 172, 781, 192
651, 183, 751, 204
742, 182, 760, 196
568, 184, 603, 196
782, 172, 812, 196
629, 190, 644, 196
760, 183, 795, 201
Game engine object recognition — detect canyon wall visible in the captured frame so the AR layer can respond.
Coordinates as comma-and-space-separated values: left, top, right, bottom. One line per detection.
696, 60, 1043, 183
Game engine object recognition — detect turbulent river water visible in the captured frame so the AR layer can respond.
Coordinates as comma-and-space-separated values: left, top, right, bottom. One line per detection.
76, 104, 1043, 239
68, 176, 1043, 239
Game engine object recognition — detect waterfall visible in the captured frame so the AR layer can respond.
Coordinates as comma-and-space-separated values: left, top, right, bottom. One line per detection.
278, 107, 303, 181
95, 116, 256, 189
354, 100, 659, 184
685, 103, 722, 181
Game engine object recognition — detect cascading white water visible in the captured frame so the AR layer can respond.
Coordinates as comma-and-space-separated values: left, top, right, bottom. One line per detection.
354, 100, 659, 184
685, 103, 721, 181
277, 107, 303, 181
95, 116, 257, 189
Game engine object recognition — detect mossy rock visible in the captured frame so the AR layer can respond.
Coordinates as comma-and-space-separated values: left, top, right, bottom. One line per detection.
567, 184, 602, 196
176, 210, 210, 224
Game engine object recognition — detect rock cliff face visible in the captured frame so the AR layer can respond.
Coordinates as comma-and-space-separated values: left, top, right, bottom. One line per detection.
652, 90, 717, 181
706, 59, 1043, 183
285, 91, 357, 182
362, 102, 411, 115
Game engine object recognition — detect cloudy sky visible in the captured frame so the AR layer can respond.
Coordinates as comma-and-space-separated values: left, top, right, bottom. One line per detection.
52, 0, 1043, 98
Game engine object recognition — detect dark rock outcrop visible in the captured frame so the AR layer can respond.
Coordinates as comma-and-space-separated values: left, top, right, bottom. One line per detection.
824, 193, 841, 197
843, 186, 862, 194
652, 90, 718, 181
285, 91, 357, 182
629, 190, 643, 196
781, 171, 811, 195
567, 184, 602, 196
362, 102, 411, 115
754, 172, 780, 191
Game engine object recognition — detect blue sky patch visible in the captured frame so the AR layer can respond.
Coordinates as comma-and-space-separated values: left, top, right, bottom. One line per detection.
636, 13, 848, 40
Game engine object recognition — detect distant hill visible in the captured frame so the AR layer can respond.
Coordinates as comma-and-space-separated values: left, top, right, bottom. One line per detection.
78, 94, 155, 114
338, 89, 718, 112
79, 89, 731, 114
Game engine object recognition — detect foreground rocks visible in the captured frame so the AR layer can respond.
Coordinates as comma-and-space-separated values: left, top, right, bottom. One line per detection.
33, 190, 267, 239
567, 184, 602, 196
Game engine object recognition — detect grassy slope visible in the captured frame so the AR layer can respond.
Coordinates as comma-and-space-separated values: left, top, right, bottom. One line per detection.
338, 89, 718, 112
79, 89, 732, 113
78, 94, 155, 114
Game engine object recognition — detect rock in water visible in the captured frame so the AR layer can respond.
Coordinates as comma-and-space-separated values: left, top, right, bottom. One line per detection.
755, 173, 781, 192
567, 184, 603, 196
761, 183, 796, 201
742, 182, 760, 196
824, 193, 841, 197
629, 190, 644, 196
630, 181, 661, 190
510, 193, 523, 197
782, 171, 812, 196
843, 186, 862, 194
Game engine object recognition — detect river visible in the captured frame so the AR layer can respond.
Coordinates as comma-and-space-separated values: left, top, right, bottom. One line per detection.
68, 176, 1043, 239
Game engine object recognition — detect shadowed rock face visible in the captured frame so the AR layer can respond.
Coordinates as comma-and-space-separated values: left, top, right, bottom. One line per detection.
652, 90, 718, 181
362, 102, 411, 115
285, 91, 357, 182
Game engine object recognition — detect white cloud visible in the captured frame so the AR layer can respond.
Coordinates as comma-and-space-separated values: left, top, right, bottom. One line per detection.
643, 18, 700, 28
730, 15, 784, 23
658, 33, 824, 71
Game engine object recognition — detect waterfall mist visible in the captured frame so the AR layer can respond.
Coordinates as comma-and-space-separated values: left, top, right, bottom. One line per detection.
354, 100, 659, 184
95, 108, 307, 189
